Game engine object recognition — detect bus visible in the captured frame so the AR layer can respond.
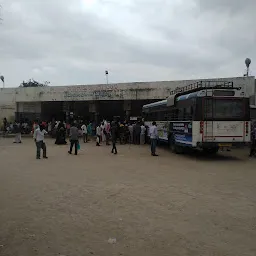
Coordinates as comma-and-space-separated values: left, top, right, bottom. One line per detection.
142, 81, 251, 154
250, 105, 256, 123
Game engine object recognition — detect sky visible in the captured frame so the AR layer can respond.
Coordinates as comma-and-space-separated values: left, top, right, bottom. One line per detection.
0, 0, 255, 87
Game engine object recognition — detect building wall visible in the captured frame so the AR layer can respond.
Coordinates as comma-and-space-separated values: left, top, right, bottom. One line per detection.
16, 102, 41, 113
0, 76, 255, 121
0, 88, 16, 121
0, 104, 16, 122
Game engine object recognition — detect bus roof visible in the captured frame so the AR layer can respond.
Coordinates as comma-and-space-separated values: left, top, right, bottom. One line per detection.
176, 91, 199, 101
143, 89, 247, 110
144, 92, 201, 110
142, 99, 167, 109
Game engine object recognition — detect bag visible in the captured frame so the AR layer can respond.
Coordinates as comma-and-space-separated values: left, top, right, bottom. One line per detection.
77, 143, 80, 150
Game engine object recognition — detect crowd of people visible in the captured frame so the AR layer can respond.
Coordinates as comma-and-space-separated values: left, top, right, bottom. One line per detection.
1, 118, 32, 136
4, 115, 256, 159
1, 117, 159, 159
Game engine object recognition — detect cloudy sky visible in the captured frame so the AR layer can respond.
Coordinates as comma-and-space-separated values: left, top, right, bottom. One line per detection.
0, 0, 255, 87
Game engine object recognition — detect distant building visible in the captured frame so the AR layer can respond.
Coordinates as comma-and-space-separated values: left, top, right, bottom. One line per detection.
0, 76, 255, 122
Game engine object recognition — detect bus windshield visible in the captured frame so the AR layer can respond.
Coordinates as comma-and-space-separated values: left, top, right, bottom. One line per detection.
203, 98, 249, 120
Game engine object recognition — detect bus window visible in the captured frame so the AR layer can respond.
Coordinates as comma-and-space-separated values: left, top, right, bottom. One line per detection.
170, 108, 179, 120
178, 108, 184, 120
158, 111, 164, 121
151, 112, 157, 121
184, 107, 193, 120
164, 111, 168, 121
204, 98, 249, 120
190, 106, 194, 118
143, 112, 148, 121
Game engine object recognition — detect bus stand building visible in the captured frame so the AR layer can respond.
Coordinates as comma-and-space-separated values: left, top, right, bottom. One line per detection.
0, 76, 255, 123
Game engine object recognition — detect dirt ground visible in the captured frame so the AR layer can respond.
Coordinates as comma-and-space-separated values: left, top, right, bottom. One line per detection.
0, 137, 255, 256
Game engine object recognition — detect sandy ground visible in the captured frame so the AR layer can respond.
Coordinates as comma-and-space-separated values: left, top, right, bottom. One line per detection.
0, 137, 256, 256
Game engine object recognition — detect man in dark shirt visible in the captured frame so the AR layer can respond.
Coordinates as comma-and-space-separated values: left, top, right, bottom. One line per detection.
111, 121, 118, 154
134, 122, 141, 145
13, 121, 22, 143
68, 123, 79, 155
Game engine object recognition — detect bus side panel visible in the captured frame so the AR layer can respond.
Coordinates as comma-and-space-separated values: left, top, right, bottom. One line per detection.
156, 121, 169, 142
192, 121, 201, 147
171, 121, 193, 147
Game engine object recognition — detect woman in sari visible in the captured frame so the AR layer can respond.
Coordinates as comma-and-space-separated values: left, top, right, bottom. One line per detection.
55, 121, 67, 145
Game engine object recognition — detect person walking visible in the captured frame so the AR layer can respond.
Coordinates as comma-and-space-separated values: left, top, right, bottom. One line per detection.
111, 121, 118, 154
33, 124, 48, 159
66, 122, 71, 136
87, 122, 92, 138
13, 121, 22, 143
81, 122, 88, 143
101, 122, 106, 142
134, 122, 141, 145
96, 124, 101, 146
140, 123, 146, 145
32, 120, 39, 135
128, 123, 134, 144
105, 121, 111, 145
149, 121, 158, 156
55, 121, 67, 145
68, 123, 79, 155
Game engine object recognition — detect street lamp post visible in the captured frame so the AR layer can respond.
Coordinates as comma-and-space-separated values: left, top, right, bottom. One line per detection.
105, 70, 109, 85
245, 58, 251, 77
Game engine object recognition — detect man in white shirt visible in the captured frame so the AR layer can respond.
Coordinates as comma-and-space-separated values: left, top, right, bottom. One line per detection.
96, 124, 101, 146
149, 121, 158, 156
81, 122, 88, 143
140, 123, 146, 145
33, 124, 48, 159
100, 122, 106, 142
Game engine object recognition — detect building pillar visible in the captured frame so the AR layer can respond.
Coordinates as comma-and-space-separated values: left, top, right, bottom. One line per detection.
123, 100, 132, 121
89, 101, 99, 124
62, 101, 71, 122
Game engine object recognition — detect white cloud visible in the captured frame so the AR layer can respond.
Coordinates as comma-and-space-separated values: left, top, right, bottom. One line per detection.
0, 0, 255, 87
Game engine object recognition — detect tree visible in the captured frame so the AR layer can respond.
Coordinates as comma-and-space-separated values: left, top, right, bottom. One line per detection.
19, 79, 50, 88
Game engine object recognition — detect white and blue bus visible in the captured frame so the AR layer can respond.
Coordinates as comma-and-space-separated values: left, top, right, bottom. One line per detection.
142, 81, 251, 154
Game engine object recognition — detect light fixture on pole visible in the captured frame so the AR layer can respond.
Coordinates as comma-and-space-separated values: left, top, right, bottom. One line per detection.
245, 58, 251, 77
105, 70, 109, 85
0, 75, 4, 88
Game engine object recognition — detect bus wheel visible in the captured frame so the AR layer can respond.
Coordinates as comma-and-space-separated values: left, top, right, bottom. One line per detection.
203, 148, 219, 154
